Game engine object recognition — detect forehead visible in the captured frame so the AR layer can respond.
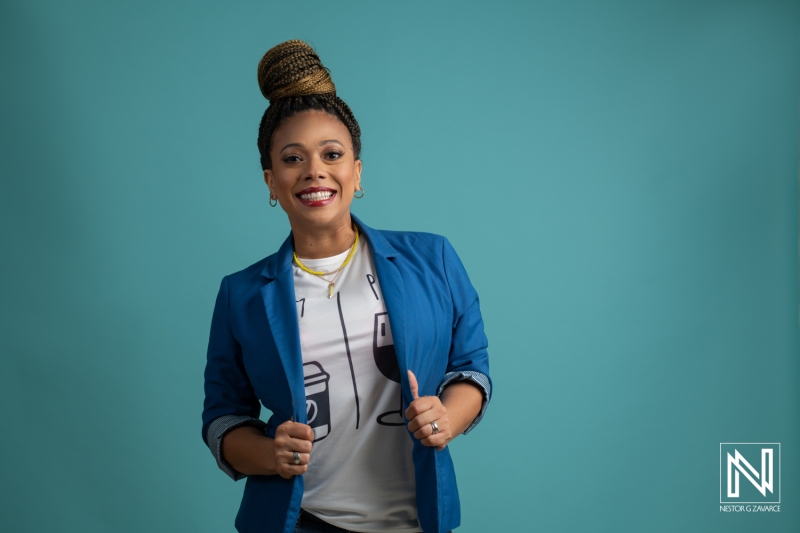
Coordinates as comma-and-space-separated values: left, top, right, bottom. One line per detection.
272, 110, 351, 149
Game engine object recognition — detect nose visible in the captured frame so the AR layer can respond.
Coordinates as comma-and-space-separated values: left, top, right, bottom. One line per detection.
304, 155, 327, 181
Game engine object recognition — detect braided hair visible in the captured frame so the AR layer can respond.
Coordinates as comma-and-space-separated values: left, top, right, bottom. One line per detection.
256, 40, 361, 170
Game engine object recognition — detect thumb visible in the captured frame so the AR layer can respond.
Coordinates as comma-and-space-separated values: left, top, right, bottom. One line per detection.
407, 369, 419, 400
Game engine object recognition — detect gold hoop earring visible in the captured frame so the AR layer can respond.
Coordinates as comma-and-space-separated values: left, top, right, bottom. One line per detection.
354, 187, 364, 199
269, 197, 277, 207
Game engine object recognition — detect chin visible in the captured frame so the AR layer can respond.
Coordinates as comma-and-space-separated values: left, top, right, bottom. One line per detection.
293, 208, 349, 227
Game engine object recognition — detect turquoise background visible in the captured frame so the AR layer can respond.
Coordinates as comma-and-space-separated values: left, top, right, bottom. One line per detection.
1, 1, 798, 531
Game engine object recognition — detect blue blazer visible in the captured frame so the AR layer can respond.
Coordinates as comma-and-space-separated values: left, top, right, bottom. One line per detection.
202, 214, 491, 533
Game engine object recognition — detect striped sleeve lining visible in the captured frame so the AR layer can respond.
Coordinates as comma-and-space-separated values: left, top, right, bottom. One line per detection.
436, 370, 491, 434
206, 414, 268, 481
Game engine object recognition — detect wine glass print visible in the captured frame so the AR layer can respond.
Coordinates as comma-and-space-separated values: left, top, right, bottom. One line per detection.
374, 312, 404, 426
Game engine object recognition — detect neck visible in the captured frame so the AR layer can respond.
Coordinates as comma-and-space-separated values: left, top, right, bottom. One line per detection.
291, 215, 356, 259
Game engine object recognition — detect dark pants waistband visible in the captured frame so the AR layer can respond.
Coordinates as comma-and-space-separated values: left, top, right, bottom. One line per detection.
295, 509, 432, 533
295, 509, 355, 533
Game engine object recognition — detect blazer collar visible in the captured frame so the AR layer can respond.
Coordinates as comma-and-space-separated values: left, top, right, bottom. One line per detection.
351, 213, 399, 260
259, 213, 397, 280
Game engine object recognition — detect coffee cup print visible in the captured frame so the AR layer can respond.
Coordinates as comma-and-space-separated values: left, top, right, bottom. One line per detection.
374, 312, 404, 426
303, 361, 331, 441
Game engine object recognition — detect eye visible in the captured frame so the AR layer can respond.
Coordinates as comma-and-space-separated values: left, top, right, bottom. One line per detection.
282, 154, 302, 163
325, 150, 344, 160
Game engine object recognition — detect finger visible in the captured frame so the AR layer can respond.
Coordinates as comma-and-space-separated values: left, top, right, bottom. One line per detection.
405, 398, 445, 430
413, 417, 448, 440
407, 408, 442, 433
285, 422, 315, 441
278, 464, 309, 479
280, 450, 311, 466
412, 420, 435, 440
274, 432, 313, 452
284, 425, 314, 442
276, 417, 297, 437
282, 436, 314, 453
407, 370, 419, 400
420, 428, 450, 448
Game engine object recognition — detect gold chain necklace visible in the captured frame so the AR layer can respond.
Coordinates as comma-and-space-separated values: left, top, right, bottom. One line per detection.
294, 224, 359, 298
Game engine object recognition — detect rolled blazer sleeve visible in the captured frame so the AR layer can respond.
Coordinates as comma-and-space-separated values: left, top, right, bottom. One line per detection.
438, 237, 492, 432
202, 276, 265, 480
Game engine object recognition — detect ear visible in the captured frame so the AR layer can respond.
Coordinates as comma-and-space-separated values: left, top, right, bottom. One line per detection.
354, 159, 362, 192
263, 169, 275, 198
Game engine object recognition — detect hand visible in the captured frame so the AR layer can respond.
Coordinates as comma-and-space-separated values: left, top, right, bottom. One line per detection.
272, 418, 314, 479
405, 370, 452, 451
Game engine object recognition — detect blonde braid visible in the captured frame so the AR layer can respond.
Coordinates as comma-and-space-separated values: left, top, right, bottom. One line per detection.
258, 40, 336, 101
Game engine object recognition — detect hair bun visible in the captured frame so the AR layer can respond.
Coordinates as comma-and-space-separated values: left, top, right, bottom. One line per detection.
257, 40, 336, 101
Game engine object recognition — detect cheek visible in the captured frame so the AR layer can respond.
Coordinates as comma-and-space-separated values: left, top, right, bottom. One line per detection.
343, 168, 359, 188
273, 174, 296, 194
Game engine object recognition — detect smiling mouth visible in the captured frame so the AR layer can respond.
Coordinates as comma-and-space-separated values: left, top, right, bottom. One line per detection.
299, 190, 335, 201
296, 188, 337, 206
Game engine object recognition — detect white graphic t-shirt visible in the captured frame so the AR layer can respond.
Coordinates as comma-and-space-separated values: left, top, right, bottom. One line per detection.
293, 238, 419, 533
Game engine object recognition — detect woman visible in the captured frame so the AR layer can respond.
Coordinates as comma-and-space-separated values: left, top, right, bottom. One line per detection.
202, 40, 491, 533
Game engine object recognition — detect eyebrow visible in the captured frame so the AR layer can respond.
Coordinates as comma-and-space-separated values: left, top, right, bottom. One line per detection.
280, 139, 345, 152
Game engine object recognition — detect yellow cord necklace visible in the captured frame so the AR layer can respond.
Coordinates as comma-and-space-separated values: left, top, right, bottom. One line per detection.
293, 224, 359, 299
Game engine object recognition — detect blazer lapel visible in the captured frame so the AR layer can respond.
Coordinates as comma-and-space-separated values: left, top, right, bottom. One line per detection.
352, 215, 414, 406
260, 233, 307, 424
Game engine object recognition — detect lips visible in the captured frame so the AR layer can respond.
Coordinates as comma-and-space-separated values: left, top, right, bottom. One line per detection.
296, 186, 337, 207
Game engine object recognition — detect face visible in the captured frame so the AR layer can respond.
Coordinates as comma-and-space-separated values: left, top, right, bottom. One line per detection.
264, 110, 362, 232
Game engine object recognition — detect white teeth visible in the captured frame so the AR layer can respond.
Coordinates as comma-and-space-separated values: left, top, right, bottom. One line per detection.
300, 191, 334, 201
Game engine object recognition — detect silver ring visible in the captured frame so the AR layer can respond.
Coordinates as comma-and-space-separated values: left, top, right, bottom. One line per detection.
293, 451, 300, 465
430, 421, 439, 435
